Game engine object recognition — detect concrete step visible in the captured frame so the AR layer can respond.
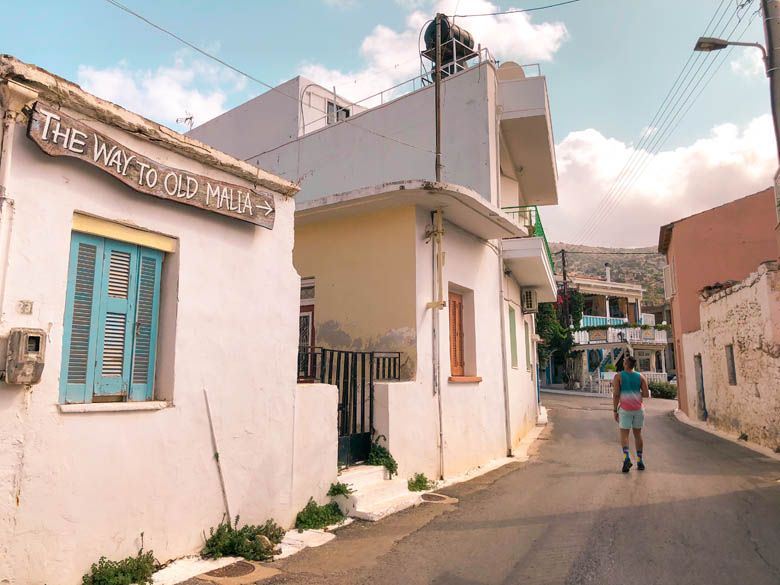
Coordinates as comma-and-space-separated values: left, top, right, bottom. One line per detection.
348, 477, 411, 509
337, 465, 388, 491
352, 491, 423, 522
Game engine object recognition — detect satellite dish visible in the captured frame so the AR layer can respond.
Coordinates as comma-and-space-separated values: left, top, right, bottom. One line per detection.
498, 61, 526, 81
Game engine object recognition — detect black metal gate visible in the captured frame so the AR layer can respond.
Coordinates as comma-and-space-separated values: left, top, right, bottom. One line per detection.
298, 347, 401, 467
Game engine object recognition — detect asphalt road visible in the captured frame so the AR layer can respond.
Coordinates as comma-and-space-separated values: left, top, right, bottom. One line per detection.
264, 393, 780, 585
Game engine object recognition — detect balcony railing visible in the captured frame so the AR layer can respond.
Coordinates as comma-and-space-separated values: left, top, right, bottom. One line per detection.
501, 205, 554, 270
573, 327, 668, 345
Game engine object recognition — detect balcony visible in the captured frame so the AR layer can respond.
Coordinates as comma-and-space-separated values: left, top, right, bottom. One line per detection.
497, 71, 557, 206
573, 327, 668, 346
502, 205, 556, 302
502, 205, 554, 269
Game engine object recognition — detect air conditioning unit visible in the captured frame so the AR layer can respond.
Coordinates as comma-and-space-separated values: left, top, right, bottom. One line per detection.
521, 289, 538, 314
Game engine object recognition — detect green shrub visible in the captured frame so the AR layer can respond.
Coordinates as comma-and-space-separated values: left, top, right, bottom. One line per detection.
604, 364, 617, 372
648, 381, 677, 400
327, 482, 354, 497
407, 473, 436, 492
202, 516, 284, 561
294, 497, 344, 531
82, 546, 155, 585
367, 435, 398, 477
739, 433, 749, 441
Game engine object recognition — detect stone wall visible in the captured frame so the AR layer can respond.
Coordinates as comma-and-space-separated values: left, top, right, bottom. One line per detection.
695, 262, 780, 449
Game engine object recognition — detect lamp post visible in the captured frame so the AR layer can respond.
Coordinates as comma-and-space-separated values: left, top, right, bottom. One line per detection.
695, 0, 780, 245
693, 36, 777, 160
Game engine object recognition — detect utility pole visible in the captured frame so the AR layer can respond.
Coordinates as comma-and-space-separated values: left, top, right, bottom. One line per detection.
561, 249, 569, 328
435, 13, 443, 182
762, 0, 780, 164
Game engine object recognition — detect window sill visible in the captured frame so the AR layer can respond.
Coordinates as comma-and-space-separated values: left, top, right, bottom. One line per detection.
448, 376, 483, 383
58, 401, 170, 413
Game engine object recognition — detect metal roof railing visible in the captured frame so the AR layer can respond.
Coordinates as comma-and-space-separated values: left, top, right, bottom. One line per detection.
501, 205, 554, 270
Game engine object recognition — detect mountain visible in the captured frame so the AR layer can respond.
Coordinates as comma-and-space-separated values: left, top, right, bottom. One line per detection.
548, 242, 666, 306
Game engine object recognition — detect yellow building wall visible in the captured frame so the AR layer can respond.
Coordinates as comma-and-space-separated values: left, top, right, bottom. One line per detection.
294, 206, 418, 379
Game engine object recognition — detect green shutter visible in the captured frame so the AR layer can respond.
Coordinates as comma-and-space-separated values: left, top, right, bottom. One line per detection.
509, 306, 518, 368
524, 321, 531, 370
59, 234, 104, 403
129, 249, 163, 401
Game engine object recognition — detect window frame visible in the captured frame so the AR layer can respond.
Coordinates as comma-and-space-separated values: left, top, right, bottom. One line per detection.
725, 344, 737, 385
509, 305, 518, 369
59, 232, 163, 404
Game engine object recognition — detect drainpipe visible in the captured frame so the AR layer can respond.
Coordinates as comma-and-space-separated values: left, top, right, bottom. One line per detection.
497, 245, 513, 456
427, 210, 446, 479
0, 81, 37, 322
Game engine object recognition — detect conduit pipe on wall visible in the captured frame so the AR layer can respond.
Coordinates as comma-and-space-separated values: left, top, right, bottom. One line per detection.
0, 81, 36, 324
427, 210, 446, 480
497, 246, 513, 457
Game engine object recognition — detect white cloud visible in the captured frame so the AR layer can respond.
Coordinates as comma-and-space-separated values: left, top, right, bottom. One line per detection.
543, 114, 776, 247
298, 0, 568, 105
730, 48, 765, 78
77, 51, 246, 129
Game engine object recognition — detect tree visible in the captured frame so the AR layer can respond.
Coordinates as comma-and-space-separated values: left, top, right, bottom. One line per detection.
536, 302, 582, 388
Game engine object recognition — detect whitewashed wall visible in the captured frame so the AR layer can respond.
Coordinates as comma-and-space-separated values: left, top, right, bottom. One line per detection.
689, 263, 780, 448
0, 107, 335, 585
246, 66, 496, 206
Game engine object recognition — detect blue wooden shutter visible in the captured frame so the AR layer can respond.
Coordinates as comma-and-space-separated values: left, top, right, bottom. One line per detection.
94, 240, 138, 398
59, 234, 104, 403
129, 248, 162, 401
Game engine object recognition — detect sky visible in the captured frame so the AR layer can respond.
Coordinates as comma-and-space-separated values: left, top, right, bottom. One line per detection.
2, 0, 774, 247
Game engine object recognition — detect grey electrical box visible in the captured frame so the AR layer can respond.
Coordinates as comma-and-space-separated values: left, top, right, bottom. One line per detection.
5, 328, 46, 384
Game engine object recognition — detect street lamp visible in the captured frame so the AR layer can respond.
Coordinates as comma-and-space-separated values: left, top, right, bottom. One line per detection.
693, 36, 769, 75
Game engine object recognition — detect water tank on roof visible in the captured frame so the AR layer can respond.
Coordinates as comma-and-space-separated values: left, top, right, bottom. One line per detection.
422, 15, 477, 77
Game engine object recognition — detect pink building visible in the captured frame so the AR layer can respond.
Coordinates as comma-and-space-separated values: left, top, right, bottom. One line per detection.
658, 188, 777, 417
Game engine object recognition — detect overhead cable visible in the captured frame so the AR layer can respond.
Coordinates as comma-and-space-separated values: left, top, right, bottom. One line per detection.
104, 0, 434, 158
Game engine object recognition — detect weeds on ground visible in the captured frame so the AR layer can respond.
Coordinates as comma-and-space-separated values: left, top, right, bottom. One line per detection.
367, 435, 398, 477
407, 473, 436, 492
775, 445, 780, 453
295, 497, 345, 532
82, 535, 155, 585
327, 482, 354, 497
202, 516, 285, 561
738, 433, 749, 441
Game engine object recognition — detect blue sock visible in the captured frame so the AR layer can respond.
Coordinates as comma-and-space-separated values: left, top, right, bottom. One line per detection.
637, 450, 643, 463
623, 446, 630, 461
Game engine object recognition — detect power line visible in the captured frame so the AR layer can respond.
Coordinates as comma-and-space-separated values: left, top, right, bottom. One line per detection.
453, 0, 581, 17
104, 0, 434, 159
569, 0, 734, 245
571, 0, 752, 246
575, 7, 756, 245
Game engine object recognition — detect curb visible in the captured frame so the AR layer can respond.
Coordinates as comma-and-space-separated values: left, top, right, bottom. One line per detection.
541, 388, 610, 398
672, 408, 780, 462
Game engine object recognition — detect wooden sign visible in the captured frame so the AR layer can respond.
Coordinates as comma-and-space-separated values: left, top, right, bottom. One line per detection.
27, 102, 275, 229
589, 329, 607, 342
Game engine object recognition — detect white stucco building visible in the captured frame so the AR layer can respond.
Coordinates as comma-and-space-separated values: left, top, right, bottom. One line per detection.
0, 56, 338, 585
191, 49, 558, 492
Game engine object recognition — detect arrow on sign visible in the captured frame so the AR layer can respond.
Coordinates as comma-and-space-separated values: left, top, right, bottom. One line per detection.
258, 200, 274, 217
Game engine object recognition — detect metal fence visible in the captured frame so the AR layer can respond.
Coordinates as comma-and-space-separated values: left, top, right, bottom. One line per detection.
297, 347, 401, 466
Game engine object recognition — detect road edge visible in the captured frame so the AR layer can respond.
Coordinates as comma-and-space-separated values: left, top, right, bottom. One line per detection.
672, 408, 780, 462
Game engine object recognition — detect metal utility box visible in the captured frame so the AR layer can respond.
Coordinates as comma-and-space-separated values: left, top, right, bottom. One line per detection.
5, 328, 46, 384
